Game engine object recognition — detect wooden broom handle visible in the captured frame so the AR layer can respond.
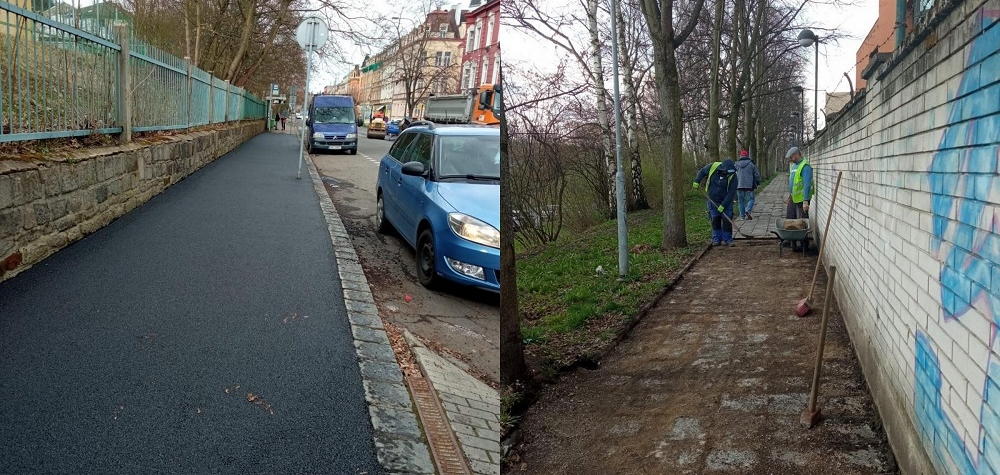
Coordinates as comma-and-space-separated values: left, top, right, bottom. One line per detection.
806, 171, 843, 302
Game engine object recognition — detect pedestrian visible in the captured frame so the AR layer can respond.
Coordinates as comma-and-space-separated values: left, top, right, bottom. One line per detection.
735, 149, 762, 220
280, 113, 287, 131
784, 146, 814, 219
693, 158, 739, 246
274, 111, 280, 131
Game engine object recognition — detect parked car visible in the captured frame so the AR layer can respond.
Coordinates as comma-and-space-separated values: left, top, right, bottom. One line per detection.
367, 118, 387, 139
386, 120, 401, 137
375, 123, 500, 292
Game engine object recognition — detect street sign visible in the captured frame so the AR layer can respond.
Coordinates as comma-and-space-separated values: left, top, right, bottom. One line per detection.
271, 83, 279, 95
296, 17, 329, 52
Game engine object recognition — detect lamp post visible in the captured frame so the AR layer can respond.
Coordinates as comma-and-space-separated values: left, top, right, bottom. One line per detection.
798, 29, 819, 136
791, 85, 804, 144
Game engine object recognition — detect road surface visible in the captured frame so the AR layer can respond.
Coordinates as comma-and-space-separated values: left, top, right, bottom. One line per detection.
310, 132, 500, 384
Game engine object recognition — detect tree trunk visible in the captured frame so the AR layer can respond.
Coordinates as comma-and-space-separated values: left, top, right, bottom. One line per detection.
225, 0, 257, 82
497, 71, 525, 387
586, 0, 615, 216
615, 0, 649, 211
706, 0, 724, 163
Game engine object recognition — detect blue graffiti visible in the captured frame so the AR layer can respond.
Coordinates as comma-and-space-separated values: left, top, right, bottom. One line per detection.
919, 10, 1000, 475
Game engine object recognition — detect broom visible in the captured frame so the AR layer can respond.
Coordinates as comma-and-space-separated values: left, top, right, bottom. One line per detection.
795, 171, 843, 317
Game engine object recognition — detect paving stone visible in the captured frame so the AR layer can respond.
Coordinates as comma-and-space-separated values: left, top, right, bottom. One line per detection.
358, 359, 404, 384
355, 340, 397, 363
344, 298, 380, 317
348, 311, 383, 329
456, 432, 501, 453
370, 405, 424, 439
363, 379, 414, 410
373, 435, 435, 474
352, 325, 392, 346
469, 458, 501, 475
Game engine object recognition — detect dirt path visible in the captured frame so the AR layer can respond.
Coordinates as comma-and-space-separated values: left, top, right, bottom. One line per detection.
508, 240, 897, 474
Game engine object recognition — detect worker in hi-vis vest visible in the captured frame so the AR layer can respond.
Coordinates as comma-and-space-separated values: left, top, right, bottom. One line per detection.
784, 146, 814, 219
693, 158, 739, 246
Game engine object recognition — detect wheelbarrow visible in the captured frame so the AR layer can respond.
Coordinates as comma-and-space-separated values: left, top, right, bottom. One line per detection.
772, 218, 811, 257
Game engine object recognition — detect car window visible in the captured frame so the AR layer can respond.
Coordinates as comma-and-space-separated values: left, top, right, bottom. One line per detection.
402, 134, 434, 167
437, 134, 500, 178
388, 133, 418, 162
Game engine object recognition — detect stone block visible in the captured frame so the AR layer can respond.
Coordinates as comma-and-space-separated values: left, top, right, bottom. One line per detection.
0, 175, 13, 208
0, 208, 23, 237
355, 340, 397, 363
59, 165, 78, 193
372, 436, 435, 474
369, 404, 423, 439
14, 171, 43, 206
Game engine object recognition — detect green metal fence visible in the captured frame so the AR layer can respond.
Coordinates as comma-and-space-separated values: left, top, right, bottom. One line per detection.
0, 1, 266, 143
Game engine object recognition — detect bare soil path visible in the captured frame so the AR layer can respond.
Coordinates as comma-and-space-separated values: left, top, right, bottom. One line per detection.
508, 240, 898, 474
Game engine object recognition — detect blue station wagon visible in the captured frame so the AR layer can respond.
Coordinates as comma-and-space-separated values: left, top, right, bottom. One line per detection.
375, 123, 500, 292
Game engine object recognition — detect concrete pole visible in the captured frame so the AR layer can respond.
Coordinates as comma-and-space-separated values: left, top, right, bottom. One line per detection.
610, 0, 628, 277
297, 22, 316, 180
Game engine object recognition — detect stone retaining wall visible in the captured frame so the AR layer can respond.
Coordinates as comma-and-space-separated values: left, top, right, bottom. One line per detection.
0, 121, 263, 282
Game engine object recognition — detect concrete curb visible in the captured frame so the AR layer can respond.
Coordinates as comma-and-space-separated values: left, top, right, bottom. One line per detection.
304, 156, 435, 475
405, 330, 501, 475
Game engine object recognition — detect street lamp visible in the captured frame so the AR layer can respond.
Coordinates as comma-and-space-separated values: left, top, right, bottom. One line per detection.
798, 29, 819, 136
791, 85, 804, 144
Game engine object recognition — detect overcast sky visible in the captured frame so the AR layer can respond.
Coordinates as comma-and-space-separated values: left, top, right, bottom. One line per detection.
502, 0, 880, 130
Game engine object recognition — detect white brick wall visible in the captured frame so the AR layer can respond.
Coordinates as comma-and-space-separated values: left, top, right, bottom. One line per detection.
806, 0, 1000, 472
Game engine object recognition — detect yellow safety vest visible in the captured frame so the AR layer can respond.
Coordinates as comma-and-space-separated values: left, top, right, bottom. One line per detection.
790, 159, 815, 203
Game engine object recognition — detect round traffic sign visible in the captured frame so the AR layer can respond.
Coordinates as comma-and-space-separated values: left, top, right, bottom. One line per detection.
296, 17, 329, 51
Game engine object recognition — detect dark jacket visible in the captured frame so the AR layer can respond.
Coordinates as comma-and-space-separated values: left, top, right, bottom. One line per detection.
735, 157, 761, 190
694, 159, 738, 205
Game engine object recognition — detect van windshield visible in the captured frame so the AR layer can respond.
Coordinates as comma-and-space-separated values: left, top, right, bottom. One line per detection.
313, 107, 355, 124
437, 135, 500, 179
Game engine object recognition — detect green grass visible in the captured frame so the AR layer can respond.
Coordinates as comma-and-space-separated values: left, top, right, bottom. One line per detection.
516, 191, 712, 363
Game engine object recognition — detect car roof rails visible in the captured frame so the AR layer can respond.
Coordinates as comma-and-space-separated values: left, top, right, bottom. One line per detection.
408, 120, 435, 130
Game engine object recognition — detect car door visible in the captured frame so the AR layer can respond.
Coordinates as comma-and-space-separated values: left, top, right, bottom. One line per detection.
382, 133, 418, 232
396, 133, 434, 243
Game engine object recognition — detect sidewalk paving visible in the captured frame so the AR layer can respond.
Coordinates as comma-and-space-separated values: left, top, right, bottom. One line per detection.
733, 172, 789, 238
508, 176, 897, 474
407, 332, 502, 475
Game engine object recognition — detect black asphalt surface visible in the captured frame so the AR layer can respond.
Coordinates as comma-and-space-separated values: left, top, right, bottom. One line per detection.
0, 132, 382, 474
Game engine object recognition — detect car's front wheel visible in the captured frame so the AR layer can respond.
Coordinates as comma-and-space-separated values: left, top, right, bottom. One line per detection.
416, 228, 439, 288
375, 193, 391, 234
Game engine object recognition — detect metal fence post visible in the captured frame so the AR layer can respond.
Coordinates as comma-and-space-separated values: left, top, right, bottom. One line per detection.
115, 23, 132, 143
224, 80, 231, 123
208, 72, 214, 124
184, 56, 192, 129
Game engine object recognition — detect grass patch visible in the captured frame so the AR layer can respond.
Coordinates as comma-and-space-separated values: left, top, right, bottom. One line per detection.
516, 191, 712, 370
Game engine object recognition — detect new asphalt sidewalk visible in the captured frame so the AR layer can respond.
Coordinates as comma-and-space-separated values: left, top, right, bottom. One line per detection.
0, 130, 431, 473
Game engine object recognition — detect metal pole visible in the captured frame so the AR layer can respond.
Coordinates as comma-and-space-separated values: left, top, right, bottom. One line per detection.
813, 42, 819, 135
610, 0, 628, 277
297, 21, 316, 180
800, 90, 804, 144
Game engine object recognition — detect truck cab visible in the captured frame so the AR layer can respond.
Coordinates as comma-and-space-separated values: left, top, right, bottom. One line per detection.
424, 84, 500, 126
307, 95, 358, 154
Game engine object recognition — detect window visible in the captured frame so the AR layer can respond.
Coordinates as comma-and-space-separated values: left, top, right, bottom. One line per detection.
439, 24, 448, 37
462, 62, 472, 90
403, 134, 434, 167
389, 133, 419, 162
480, 59, 488, 84
466, 26, 476, 51
486, 14, 494, 47
469, 63, 478, 89
435, 51, 452, 67
475, 19, 483, 50
492, 55, 500, 84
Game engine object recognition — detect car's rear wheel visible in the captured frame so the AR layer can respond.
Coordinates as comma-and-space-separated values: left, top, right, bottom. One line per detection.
416, 228, 439, 288
375, 193, 391, 234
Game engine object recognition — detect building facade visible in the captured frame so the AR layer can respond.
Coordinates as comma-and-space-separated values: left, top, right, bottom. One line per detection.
349, 8, 464, 124
460, 0, 500, 93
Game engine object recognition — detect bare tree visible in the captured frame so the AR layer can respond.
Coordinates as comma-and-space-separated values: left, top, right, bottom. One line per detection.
638, 0, 706, 250
498, 68, 526, 387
